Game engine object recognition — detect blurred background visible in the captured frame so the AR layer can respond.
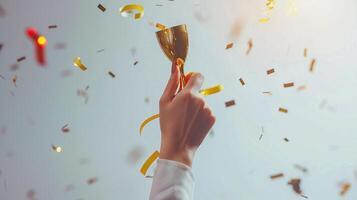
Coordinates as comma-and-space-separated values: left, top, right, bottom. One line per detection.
0, 0, 357, 199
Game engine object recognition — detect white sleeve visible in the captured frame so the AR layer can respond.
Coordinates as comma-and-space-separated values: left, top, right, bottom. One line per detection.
149, 159, 195, 200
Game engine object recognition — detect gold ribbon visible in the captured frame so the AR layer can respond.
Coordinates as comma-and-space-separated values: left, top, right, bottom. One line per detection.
140, 150, 160, 176
119, 4, 144, 20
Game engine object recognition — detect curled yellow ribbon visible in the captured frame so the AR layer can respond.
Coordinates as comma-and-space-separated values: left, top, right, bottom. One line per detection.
139, 114, 160, 135
119, 4, 144, 20
140, 150, 160, 176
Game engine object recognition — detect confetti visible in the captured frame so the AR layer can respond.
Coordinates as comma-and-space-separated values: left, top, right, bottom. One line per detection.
139, 114, 160, 134
87, 177, 98, 185
140, 150, 160, 175
0, 43, 3, 52
97, 4, 106, 12
25, 27, 47, 66
259, 0, 276, 23
26, 189, 36, 200
52, 145, 63, 153
259, 18, 270, 23
225, 100, 236, 107
309, 58, 316, 72
77, 87, 89, 104
61, 124, 70, 133
283, 82, 294, 88
288, 178, 302, 194
60, 69, 72, 78
284, 138, 289, 142
279, 107, 288, 113
263, 91, 272, 95
12, 75, 17, 87
259, 134, 263, 140
266, 68, 275, 75
294, 164, 308, 173
10, 63, 19, 71
340, 182, 351, 196
270, 173, 284, 179
17, 56, 26, 62
144, 97, 150, 103
48, 25, 57, 29
133, 61, 139, 66
119, 4, 144, 20
225, 42, 234, 49
96, 48, 105, 53
108, 71, 116, 78
246, 39, 253, 55
297, 85, 306, 91
239, 78, 245, 86
155, 23, 166, 30
287, 0, 298, 16
73, 57, 87, 71
229, 20, 244, 39
304, 48, 307, 57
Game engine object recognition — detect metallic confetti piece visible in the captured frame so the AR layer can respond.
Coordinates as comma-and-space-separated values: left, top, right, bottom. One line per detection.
309, 58, 316, 72
97, 4, 106, 12
340, 182, 351, 196
0, 43, 3, 52
283, 82, 294, 88
155, 23, 166, 30
259, 134, 263, 140
139, 114, 160, 134
288, 178, 302, 194
246, 39, 253, 55
73, 57, 87, 71
303, 48, 307, 57
61, 124, 70, 133
145, 175, 154, 178
259, 0, 275, 23
87, 177, 98, 185
140, 150, 160, 175
96, 48, 104, 53
48, 25, 57, 29
263, 91, 272, 95
225, 42, 233, 49
225, 100, 236, 107
266, 68, 275, 75
108, 71, 116, 78
119, 4, 144, 20
199, 84, 224, 96
239, 78, 245, 86
270, 173, 284, 179
12, 75, 17, 87
259, 18, 270, 23
294, 164, 308, 173
51, 145, 63, 153
284, 138, 289, 142
17, 56, 26, 62
133, 61, 139, 66
279, 107, 288, 113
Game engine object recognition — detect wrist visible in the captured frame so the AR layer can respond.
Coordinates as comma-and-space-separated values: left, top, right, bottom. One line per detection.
159, 147, 195, 167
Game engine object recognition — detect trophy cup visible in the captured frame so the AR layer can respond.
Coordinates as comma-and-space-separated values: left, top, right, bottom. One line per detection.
156, 24, 189, 90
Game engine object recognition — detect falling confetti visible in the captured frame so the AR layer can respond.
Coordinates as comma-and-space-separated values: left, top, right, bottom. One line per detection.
225, 42, 234, 49
77, 86, 89, 104
239, 78, 245, 86
108, 71, 116, 78
73, 57, 87, 71
283, 82, 294, 88
340, 182, 351, 196
97, 3, 106, 12
263, 91, 272, 95
17, 56, 26, 62
270, 173, 284, 179
294, 164, 308, 173
61, 124, 70, 133
48, 25, 57, 29
52, 145, 63, 153
12, 75, 17, 87
96, 48, 105, 53
119, 4, 144, 20
288, 178, 302, 194
87, 177, 98, 185
225, 100, 236, 108
284, 138, 289, 142
279, 107, 288, 113
266, 68, 275, 75
155, 23, 166, 30
309, 58, 316, 72
133, 61, 139, 66
303, 48, 308, 57
246, 39, 253, 55
140, 151, 160, 175
0, 43, 3, 52
297, 85, 306, 91
259, 0, 276, 23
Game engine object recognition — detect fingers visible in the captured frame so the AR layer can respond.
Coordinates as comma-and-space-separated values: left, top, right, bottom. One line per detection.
160, 60, 180, 104
184, 73, 204, 93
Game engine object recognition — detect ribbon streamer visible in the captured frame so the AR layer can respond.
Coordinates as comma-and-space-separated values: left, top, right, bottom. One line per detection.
119, 4, 144, 20
140, 150, 160, 176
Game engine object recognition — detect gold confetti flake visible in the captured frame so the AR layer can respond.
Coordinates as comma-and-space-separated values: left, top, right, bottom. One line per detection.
61, 124, 70, 133
119, 4, 144, 20
97, 4, 106, 12
108, 71, 116, 78
283, 82, 294, 88
225, 42, 234, 50
52, 145, 63, 153
155, 23, 166, 30
288, 178, 302, 194
259, 0, 276, 23
17, 56, 26, 62
303, 48, 307, 57
309, 58, 316, 72
239, 78, 245, 86
73, 57, 87, 71
279, 107, 288, 113
225, 100, 236, 107
266, 68, 275, 75
340, 182, 351, 196
140, 151, 160, 175
12, 75, 17, 87
270, 173, 284, 179
246, 39, 253, 55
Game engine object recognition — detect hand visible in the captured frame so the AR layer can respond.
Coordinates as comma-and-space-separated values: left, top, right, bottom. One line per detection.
159, 59, 216, 167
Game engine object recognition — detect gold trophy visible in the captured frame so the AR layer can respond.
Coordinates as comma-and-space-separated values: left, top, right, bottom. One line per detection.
156, 24, 189, 90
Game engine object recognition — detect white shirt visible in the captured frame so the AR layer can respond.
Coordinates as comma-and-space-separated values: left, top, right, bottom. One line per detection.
150, 159, 195, 200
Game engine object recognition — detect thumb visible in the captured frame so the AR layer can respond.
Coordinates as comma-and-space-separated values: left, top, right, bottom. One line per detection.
160, 60, 180, 103
184, 73, 204, 93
